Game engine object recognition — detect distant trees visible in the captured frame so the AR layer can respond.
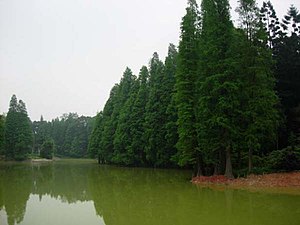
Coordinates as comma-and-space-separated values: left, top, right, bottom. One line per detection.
0, 115, 5, 155
40, 139, 54, 159
33, 113, 95, 158
1, 95, 95, 160
4, 95, 33, 160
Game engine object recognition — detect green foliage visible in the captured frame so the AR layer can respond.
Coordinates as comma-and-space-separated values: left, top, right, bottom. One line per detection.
88, 112, 103, 159
144, 52, 168, 166
0, 115, 5, 155
32, 116, 52, 154
113, 72, 139, 165
265, 147, 300, 171
33, 113, 94, 158
196, 0, 237, 178
175, 0, 200, 167
258, 3, 299, 150
127, 66, 149, 166
40, 139, 54, 159
236, 0, 279, 173
4, 95, 33, 160
87, 0, 297, 177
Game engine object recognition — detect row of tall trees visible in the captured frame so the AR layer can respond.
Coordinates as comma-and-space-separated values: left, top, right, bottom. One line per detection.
177, 0, 279, 178
89, 0, 300, 177
89, 46, 178, 167
260, 2, 300, 148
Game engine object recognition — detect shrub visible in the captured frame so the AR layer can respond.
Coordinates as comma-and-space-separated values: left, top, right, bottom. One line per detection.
266, 147, 300, 171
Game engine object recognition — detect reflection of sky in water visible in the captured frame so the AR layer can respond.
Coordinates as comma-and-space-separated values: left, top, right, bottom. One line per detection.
1, 161, 300, 225
0, 194, 105, 225
0, 209, 8, 224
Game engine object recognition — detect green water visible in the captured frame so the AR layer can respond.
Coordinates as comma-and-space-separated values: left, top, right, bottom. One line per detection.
0, 159, 299, 225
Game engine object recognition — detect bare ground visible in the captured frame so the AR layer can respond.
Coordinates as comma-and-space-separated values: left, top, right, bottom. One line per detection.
192, 172, 300, 195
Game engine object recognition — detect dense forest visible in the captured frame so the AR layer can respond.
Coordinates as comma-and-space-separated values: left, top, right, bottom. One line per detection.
88, 0, 300, 177
0, 0, 299, 178
32, 113, 95, 158
0, 95, 95, 160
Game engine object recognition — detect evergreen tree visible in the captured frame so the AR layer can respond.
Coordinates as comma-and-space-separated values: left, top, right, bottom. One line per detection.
99, 84, 120, 163
144, 52, 169, 166
273, 5, 300, 146
128, 66, 150, 166
111, 68, 136, 164
32, 115, 52, 154
4, 95, 33, 160
88, 112, 104, 160
163, 44, 179, 167
0, 115, 5, 155
4, 95, 18, 159
51, 117, 66, 156
260, 1, 281, 49
197, 0, 238, 178
113, 75, 139, 165
175, 0, 200, 169
236, 0, 279, 172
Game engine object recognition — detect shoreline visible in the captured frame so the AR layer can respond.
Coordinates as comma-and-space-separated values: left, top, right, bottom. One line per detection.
192, 172, 300, 195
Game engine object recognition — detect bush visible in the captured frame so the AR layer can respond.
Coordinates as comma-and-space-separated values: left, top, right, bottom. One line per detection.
266, 147, 300, 172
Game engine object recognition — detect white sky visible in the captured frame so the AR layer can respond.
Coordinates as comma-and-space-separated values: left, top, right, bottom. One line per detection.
1, 0, 299, 121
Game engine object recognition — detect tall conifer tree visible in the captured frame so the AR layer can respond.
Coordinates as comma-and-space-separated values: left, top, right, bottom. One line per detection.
4, 95, 33, 160
197, 0, 237, 178
109, 68, 136, 163
128, 66, 149, 166
175, 0, 200, 170
113, 74, 139, 165
144, 53, 166, 166
98, 84, 120, 163
236, 0, 279, 172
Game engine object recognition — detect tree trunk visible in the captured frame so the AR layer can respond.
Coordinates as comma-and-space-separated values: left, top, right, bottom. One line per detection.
237, 149, 241, 170
248, 147, 253, 173
225, 145, 234, 179
213, 149, 222, 175
193, 154, 203, 177
214, 163, 220, 175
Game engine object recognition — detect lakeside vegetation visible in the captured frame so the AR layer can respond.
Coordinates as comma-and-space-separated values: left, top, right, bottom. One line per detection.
88, 0, 300, 177
0, 95, 95, 160
0, 0, 299, 179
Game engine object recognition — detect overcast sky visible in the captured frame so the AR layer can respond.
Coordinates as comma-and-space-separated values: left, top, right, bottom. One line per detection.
1, 0, 299, 121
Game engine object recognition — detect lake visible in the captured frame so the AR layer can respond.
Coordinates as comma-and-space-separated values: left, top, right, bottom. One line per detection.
0, 159, 299, 225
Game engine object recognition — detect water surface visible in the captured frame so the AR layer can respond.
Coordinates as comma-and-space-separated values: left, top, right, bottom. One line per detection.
0, 159, 299, 225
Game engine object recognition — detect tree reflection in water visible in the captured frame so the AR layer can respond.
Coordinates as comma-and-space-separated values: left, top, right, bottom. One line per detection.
0, 161, 300, 225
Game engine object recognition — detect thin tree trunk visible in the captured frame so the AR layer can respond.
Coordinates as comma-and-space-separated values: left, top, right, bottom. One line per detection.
237, 150, 241, 170
214, 164, 220, 175
225, 145, 234, 179
214, 149, 222, 175
193, 154, 203, 177
248, 147, 253, 173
